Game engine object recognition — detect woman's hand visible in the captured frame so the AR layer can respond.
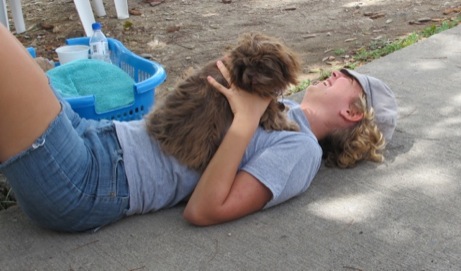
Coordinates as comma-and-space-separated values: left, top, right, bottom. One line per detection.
183, 60, 272, 226
207, 60, 271, 123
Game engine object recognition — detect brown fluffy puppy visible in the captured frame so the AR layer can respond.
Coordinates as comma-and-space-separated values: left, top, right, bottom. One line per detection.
146, 33, 301, 172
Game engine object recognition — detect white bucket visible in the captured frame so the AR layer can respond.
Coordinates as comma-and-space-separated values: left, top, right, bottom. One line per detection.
56, 45, 90, 65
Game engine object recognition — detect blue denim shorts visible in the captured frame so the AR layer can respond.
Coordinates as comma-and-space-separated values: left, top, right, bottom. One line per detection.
0, 99, 129, 232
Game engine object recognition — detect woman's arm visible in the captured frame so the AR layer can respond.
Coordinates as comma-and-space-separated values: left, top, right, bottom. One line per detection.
183, 61, 272, 226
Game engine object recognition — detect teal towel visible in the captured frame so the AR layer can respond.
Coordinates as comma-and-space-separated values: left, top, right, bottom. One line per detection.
47, 59, 135, 113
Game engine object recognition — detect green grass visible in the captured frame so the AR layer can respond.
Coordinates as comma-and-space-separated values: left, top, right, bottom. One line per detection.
0, 187, 15, 210
421, 18, 460, 37
286, 69, 332, 95
287, 78, 311, 95
353, 32, 420, 62
334, 48, 346, 56
289, 16, 461, 94
354, 16, 461, 63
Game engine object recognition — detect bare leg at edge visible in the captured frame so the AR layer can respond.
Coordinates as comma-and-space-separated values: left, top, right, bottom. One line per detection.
0, 24, 61, 162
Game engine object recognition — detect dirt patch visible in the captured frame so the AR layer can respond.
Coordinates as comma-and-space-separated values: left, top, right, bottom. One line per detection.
1, 0, 461, 209
11, 0, 461, 92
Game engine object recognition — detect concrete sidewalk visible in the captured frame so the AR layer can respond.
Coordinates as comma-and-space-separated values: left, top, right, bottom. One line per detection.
1, 25, 461, 271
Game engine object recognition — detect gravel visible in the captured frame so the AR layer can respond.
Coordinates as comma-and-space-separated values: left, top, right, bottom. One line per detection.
0, 173, 15, 210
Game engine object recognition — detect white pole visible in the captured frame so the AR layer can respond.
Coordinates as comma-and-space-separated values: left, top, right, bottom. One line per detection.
91, 0, 106, 17
0, 0, 9, 31
9, 0, 25, 33
114, 0, 129, 19
73, 0, 96, 37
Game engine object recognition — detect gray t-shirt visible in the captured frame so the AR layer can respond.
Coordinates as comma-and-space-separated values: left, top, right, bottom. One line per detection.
114, 100, 322, 216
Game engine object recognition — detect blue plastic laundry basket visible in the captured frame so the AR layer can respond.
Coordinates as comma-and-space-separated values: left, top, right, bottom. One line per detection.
31, 37, 167, 121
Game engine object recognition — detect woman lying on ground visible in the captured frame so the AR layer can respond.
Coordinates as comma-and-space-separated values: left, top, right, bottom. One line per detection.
0, 24, 397, 232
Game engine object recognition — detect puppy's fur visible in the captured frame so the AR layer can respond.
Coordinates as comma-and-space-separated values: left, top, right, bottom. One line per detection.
146, 33, 301, 172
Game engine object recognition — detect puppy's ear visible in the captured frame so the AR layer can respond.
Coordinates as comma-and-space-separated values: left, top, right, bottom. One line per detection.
229, 53, 254, 90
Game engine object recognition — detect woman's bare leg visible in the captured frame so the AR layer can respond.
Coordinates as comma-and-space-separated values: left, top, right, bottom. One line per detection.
0, 24, 61, 162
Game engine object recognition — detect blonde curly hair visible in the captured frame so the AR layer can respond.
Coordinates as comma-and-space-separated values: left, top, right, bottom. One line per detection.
319, 92, 385, 168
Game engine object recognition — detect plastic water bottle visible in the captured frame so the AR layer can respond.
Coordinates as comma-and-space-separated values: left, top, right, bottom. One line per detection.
89, 22, 111, 63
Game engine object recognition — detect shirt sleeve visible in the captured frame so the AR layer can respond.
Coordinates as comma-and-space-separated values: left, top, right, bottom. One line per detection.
241, 132, 322, 209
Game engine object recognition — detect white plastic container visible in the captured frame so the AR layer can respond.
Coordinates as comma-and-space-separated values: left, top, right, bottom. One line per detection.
56, 45, 90, 65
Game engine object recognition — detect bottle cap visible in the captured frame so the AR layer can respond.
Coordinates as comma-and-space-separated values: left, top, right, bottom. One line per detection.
92, 22, 102, 30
